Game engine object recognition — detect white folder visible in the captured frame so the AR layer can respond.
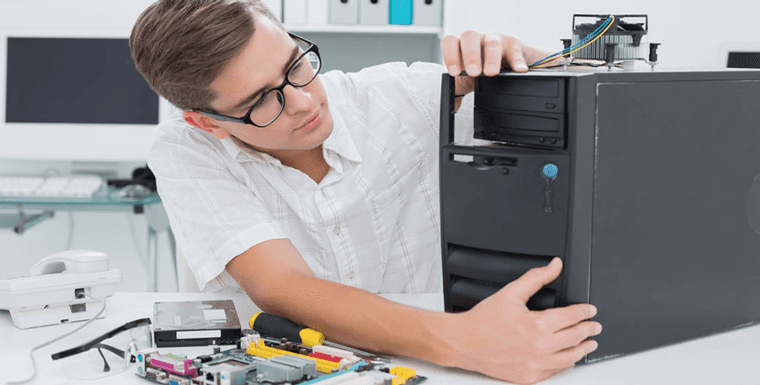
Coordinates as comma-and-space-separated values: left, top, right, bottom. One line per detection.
413, 0, 442, 26
284, 0, 307, 24
359, 0, 389, 25
329, 0, 359, 25
308, 0, 330, 25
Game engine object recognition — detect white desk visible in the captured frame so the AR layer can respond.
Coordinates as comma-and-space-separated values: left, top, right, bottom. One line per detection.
1, 292, 759, 385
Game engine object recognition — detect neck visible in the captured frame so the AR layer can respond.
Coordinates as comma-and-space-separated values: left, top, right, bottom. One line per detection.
273, 146, 329, 184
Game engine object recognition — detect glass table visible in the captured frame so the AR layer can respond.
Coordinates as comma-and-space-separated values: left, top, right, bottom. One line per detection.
0, 189, 174, 292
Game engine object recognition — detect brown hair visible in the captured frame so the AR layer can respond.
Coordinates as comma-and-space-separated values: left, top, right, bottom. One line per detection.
129, 0, 282, 111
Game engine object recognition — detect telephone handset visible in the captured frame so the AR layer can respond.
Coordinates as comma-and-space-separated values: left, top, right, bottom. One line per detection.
0, 250, 121, 329
29, 249, 109, 276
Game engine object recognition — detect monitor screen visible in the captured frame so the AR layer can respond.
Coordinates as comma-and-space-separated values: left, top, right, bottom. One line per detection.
5, 37, 158, 124
727, 51, 760, 69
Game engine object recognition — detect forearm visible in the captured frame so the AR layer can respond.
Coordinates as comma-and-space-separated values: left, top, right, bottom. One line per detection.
256, 274, 454, 365
226, 240, 456, 366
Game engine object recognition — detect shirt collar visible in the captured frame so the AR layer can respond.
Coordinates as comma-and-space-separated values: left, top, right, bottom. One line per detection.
219, 135, 277, 164
219, 108, 363, 166
321, 104, 362, 164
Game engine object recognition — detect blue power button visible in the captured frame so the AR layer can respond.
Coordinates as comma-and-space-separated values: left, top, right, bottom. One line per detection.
542, 163, 559, 179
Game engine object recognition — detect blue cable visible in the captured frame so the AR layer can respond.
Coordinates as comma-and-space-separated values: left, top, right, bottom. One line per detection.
531, 16, 612, 66
529, 16, 614, 67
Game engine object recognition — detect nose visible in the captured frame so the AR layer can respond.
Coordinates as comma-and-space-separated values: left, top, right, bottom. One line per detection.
282, 84, 312, 115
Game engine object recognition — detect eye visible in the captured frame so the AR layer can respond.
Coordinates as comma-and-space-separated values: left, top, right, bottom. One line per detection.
290, 58, 305, 73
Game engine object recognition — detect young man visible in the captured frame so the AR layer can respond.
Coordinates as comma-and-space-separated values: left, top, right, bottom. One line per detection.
130, 1, 601, 383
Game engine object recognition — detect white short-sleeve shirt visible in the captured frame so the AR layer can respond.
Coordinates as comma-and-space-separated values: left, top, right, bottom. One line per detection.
148, 61, 473, 293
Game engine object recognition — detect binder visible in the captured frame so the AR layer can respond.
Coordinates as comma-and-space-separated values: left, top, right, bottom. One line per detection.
261, 0, 283, 21
389, 0, 412, 25
329, 0, 359, 25
359, 0, 389, 25
283, 0, 307, 24
412, 0, 441, 26
307, 0, 330, 25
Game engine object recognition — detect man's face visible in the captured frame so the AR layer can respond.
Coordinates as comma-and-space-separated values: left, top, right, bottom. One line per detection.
207, 16, 333, 156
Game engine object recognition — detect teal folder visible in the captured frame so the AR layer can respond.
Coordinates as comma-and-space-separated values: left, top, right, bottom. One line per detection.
389, 0, 412, 25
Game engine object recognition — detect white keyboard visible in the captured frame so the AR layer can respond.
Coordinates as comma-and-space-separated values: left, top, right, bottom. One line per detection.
0, 175, 105, 198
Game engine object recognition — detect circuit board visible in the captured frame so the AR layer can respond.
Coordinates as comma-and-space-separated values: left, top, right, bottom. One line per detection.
135, 334, 427, 385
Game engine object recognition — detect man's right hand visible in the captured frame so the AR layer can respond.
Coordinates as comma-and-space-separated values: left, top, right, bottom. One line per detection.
437, 258, 601, 384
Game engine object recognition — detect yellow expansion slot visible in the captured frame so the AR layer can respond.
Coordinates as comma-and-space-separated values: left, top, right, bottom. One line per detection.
247, 341, 340, 374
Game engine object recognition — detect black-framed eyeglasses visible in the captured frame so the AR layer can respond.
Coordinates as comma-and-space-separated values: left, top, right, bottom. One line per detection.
194, 32, 322, 127
51, 318, 153, 380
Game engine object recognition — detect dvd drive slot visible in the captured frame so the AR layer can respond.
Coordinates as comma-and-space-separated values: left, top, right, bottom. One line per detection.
476, 110, 564, 132
475, 77, 566, 113
474, 110, 566, 148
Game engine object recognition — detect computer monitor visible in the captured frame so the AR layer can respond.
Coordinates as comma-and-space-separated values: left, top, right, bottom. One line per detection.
0, 27, 176, 162
718, 41, 760, 69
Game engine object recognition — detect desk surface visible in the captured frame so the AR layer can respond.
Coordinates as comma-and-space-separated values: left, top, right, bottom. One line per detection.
1, 292, 758, 385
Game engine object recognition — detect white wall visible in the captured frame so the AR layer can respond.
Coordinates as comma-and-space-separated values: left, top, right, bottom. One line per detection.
444, 0, 760, 68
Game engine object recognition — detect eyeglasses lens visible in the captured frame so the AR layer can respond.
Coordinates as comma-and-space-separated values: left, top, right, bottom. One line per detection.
248, 44, 321, 126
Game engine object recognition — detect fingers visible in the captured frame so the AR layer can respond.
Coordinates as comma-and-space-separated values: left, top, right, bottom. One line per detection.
441, 31, 529, 76
458, 31, 483, 76
551, 320, 602, 352
546, 339, 599, 370
503, 257, 563, 304
440, 35, 463, 75
538, 303, 598, 332
482, 33, 503, 76
502, 35, 528, 72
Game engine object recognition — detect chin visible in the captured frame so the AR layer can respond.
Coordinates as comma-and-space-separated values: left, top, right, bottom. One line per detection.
303, 112, 333, 147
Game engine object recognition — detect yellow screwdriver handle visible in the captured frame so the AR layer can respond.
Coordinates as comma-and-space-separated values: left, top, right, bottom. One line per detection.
249, 312, 324, 347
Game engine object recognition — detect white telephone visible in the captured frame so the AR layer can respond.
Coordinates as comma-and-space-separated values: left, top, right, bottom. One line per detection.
0, 250, 122, 329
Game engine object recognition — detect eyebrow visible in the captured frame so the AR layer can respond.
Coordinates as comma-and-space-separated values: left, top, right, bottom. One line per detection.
229, 44, 301, 113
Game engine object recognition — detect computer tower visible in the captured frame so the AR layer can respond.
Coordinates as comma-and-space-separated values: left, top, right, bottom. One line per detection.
439, 68, 760, 363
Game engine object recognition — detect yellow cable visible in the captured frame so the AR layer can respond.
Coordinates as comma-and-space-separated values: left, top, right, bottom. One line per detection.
532, 16, 616, 68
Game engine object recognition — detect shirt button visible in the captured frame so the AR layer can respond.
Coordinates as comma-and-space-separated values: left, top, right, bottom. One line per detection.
297, 179, 304, 187
346, 271, 356, 279
333, 225, 341, 235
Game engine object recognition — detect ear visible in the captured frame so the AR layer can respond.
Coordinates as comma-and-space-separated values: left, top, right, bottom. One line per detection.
182, 111, 230, 139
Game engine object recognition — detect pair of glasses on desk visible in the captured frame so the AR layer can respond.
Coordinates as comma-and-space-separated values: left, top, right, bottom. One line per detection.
50, 318, 153, 380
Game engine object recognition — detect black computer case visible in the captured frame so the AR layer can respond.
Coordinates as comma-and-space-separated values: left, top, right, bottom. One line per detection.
439, 68, 760, 363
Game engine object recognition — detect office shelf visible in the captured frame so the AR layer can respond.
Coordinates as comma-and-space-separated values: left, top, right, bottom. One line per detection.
286, 24, 442, 35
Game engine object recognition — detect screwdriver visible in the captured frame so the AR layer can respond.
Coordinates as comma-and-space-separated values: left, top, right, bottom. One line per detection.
249, 312, 392, 364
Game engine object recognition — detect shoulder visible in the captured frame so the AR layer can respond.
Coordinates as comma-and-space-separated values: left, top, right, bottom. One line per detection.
321, 61, 446, 103
148, 110, 230, 173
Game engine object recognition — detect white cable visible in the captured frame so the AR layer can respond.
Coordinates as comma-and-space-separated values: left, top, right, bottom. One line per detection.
5, 293, 106, 385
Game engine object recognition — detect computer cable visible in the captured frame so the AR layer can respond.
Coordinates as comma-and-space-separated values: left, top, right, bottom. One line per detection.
530, 15, 613, 67
537, 61, 624, 69
530, 15, 615, 68
5, 293, 106, 385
